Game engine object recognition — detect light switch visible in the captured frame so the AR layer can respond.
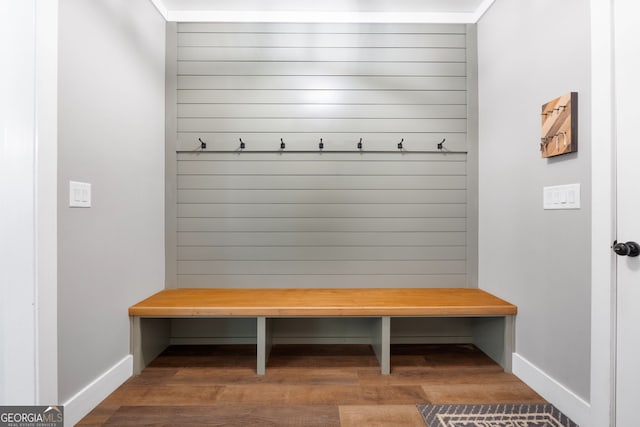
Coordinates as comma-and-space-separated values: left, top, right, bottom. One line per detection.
543, 183, 580, 210
69, 181, 91, 208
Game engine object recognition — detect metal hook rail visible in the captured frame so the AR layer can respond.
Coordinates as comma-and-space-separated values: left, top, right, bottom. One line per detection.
180, 138, 463, 154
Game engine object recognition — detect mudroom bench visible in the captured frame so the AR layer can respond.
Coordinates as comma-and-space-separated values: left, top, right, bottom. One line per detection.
129, 288, 517, 376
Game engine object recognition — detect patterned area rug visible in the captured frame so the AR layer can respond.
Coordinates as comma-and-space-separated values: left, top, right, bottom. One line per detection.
417, 403, 579, 427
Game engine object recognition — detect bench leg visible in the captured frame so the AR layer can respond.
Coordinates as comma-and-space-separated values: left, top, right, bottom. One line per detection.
472, 316, 516, 373
131, 316, 143, 375
256, 317, 273, 375
503, 315, 515, 373
130, 317, 170, 375
371, 316, 391, 375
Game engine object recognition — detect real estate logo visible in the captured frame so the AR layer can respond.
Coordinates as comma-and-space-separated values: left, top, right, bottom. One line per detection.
0, 406, 63, 427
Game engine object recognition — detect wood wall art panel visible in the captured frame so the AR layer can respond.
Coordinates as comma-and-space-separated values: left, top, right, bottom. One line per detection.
540, 92, 577, 158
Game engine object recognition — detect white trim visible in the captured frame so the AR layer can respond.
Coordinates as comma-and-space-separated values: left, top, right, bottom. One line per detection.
147, 0, 495, 23
590, 0, 616, 426
513, 353, 590, 427
165, 10, 478, 23
149, 0, 169, 20
62, 355, 133, 427
471, 0, 496, 22
0, 0, 38, 404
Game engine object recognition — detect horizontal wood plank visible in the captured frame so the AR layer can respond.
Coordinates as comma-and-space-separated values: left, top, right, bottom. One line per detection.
177, 274, 467, 288
177, 231, 467, 247
177, 76, 466, 91
129, 288, 517, 317
178, 118, 467, 133
177, 189, 466, 204
177, 23, 467, 34
176, 217, 466, 232
177, 260, 466, 275
178, 61, 466, 76
178, 33, 466, 48
177, 160, 466, 176
177, 175, 467, 190
177, 89, 467, 104
177, 104, 468, 119
178, 47, 466, 62
177, 203, 467, 218
177, 246, 467, 261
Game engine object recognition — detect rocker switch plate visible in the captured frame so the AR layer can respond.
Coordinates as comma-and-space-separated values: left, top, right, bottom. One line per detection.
543, 183, 580, 210
69, 181, 91, 208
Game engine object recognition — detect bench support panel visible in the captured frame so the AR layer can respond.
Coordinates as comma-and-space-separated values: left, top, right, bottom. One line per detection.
130, 317, 170, 375
370, 316, 391, 375
256, 317, 273, 375
471, 315, 515, 373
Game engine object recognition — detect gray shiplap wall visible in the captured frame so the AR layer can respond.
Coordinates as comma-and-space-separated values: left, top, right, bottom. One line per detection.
174, 23, 469, 288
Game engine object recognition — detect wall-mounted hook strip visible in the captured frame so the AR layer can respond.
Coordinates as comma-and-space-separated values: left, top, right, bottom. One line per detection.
280, 138, 285, 150
198, 138, 207, 150
397, 138, 404, 150
357, 138, 363, 150
437, 138, 446, 150
319, 138, 324, 150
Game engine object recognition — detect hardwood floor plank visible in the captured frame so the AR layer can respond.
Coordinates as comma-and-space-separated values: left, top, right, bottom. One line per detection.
77, 344, 546, 426
76, 405, 120, 426
217, 384, 363, 405
421, 382, 546, 404
339, 405, 425, 427
149, 344, 256, 369
358, 369, 518, 386
101, 405, 340, 427
267, 344, 381, 369
101, 385, 224, 406
171, 367, 360, 386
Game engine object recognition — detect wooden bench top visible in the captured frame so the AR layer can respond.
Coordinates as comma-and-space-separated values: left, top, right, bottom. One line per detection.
129, 288, 516, 317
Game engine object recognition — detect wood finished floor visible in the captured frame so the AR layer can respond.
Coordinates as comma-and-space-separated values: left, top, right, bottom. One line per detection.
77, 344, 545, 426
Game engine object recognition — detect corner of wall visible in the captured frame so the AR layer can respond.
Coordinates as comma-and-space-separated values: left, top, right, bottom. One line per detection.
466, 23, 479, 288
165, 21, 178, 289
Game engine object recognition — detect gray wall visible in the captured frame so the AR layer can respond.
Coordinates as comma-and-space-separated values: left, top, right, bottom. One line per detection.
58, 0, 165, 403
175, 23, 468, 152
167, 22, 479, 343
176, 151, 468, 288
171, 22, 473, 289
477, 1, 591, 400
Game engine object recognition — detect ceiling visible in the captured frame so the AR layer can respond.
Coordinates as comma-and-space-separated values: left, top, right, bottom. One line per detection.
151, 0, 495, 23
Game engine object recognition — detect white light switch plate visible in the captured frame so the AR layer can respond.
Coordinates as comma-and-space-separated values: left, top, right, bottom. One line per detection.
69, 181, 91, 208
544, 183, 580, 210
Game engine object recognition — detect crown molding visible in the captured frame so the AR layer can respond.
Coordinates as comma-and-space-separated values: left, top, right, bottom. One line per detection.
150, 0, 496, 23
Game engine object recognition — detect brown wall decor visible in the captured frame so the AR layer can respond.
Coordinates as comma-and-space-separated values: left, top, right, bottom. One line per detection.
540, 92, 577, 158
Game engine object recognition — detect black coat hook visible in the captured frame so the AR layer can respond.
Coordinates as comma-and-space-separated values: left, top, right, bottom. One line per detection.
397, 138, 404, 150
239, 138, 245, 150
198, 138, 207, 149
437, 138, 446, 150
319, 138, 324, 150
357, 138, 363, 150
280, 138, 285, 150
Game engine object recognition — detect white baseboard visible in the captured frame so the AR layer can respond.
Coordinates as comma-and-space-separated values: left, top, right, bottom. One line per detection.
512, 353, 590, 427
62, 355, 132, 427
